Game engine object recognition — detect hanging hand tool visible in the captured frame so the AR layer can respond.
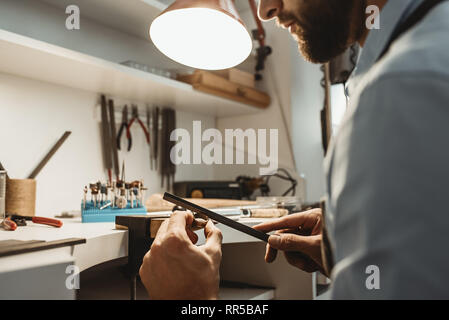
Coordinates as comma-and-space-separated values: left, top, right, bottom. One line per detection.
9, 215, 63, 228
159, 108, 176, 191
128, 105, 150, 148
100, 95, 113, 184
117, 105, 132, 152
108, 99, 120, 180
159, 109, 166, 189
167, 108, 176, 191
146, 106, 153, 170
152, 107, 160, 170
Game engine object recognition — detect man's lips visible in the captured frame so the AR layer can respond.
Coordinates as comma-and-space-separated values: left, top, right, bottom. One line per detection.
289, 23, 298, 34
281, 21, 298, 34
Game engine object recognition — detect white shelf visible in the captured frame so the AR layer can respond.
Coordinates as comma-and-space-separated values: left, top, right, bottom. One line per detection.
0, 30, 264, 117
41, 0, 166, 40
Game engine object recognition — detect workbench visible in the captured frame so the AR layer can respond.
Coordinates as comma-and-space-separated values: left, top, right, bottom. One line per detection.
0, 217, 314, 300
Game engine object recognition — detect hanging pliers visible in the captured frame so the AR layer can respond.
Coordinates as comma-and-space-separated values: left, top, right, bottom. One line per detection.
128, 105, 150, 147
117, 105, 132, 151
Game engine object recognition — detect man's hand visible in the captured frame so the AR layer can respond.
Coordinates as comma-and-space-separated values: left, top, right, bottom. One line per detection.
253, 209, 327, 275
139, 211, 223, 300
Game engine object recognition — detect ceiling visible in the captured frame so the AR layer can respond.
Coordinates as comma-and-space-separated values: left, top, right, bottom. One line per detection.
159, 0, 253, 12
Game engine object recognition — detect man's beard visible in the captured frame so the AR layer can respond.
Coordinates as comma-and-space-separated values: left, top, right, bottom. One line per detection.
279, 0, 364, 64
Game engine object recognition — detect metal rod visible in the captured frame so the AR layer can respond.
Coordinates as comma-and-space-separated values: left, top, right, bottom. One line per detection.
108, 99, 120, 180
163, 192, 269, 242
28, 131, 72, 179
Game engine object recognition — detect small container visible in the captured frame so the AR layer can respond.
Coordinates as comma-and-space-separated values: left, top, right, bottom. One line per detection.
5, 179, 36, 217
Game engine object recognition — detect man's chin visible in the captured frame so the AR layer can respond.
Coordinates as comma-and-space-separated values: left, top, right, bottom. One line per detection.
297, 43, 331, 64
295, 39, 347, 64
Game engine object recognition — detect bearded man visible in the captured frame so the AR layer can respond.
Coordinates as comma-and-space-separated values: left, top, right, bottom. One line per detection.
139, 0, 449, 299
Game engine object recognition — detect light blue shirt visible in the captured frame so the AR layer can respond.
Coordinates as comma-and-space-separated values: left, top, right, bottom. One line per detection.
324, 0, 449, 299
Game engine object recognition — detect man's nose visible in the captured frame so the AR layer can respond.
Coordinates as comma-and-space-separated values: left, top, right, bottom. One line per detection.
258, 0, 282, 21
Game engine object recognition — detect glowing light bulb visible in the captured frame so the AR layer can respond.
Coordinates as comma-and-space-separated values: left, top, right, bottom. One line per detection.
150, 8, 253, 70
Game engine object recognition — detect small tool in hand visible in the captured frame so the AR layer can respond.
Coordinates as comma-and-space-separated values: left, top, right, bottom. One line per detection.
171, 205, 208, 231
163, 192, 269, 242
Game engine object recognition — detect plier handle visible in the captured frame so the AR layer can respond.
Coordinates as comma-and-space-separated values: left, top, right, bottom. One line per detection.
117, 105, 132, 151
128, 105, 150, 146
9, 215, 63, 228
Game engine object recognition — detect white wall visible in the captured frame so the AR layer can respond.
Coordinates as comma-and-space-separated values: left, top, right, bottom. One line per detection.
0, 0, 326, 217
0, 0, 183, 70
0, 0, 217, 216
290, 43, 326, 202
0, 68, 215, 217
215, 11, 325, 203
0, 73, 215, 216
215, 16, 296, 177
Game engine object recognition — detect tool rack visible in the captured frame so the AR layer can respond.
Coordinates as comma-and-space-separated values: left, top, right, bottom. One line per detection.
81, 180, 147, 223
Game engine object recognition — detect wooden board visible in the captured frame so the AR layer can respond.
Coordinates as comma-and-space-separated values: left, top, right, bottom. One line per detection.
212, 68, 255, 88
177, 71, 270, 109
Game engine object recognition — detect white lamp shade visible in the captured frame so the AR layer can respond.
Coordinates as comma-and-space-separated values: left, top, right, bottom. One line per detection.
150, 7, 253, 70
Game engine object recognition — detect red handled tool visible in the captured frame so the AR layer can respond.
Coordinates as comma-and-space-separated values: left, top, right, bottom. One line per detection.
128, 105, 150, 147
1, 218, 17, 231
9, 215, 63, 228
117, 105, 132, 152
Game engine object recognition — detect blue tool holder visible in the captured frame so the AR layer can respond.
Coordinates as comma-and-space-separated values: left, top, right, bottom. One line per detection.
81, 200, 147, 223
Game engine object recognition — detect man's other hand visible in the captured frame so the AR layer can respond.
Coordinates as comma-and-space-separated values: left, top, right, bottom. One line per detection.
253, 209, 327, 275
139, 211, 223, 300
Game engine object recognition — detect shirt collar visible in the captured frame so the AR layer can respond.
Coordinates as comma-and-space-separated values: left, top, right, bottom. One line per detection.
346, 0, 423, 96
